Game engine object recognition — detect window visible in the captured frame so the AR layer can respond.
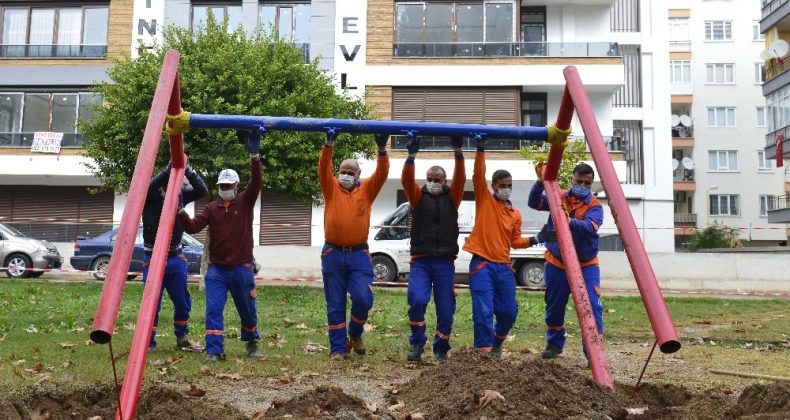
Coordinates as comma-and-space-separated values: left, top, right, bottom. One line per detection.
520, 6, 545, 44
670, 60, 691, 83
521, 92, 547, 127
760, 195, 776, 216
758, 150, 773, 170
705, 21, 732, 41
192, 4, 242, 32
753, 21, 765, 41
707, 107, 736, 127
669, 18, 689, 42
0, 6, 109, 58
765, 85, 790, 132
0, 92, 101, 147
710, 194, 740, 216
706, 63, 735, 84
757, 107, 767, 127
755, 63, 765, 84
260, 2, 311, 43
708, 150, 738, 171
394, 1, 515, 57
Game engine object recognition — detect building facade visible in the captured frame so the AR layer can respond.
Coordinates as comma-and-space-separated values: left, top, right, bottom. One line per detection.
668, 0, 788, 246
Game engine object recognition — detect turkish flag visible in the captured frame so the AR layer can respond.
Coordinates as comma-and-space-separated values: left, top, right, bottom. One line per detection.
777, 131, 784, 168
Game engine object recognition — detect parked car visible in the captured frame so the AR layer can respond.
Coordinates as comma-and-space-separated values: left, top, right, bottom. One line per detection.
0, 222, 62, 278
70, 227, 204, 281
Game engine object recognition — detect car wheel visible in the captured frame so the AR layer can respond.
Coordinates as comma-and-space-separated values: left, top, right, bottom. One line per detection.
92, 256, 111, 281
127, 275, 138, 281
5, 254, 33, 278
516, 261, 545, 288
371, 255, 397, 283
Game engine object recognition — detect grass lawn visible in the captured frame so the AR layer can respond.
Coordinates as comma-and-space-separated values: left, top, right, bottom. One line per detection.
0, 279, 788, 390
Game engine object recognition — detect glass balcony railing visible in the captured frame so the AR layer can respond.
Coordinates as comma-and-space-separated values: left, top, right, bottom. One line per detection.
0, 132, 85, 148
762, 0, 789, 18
393, 42, 619, 58
0, 44, 108, 58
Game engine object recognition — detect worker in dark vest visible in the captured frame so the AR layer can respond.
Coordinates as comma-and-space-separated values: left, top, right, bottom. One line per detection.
401, 135, 466, 363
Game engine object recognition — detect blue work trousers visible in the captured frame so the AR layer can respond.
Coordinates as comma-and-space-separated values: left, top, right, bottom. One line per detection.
142, 253, 191, 348
544, 263, 604, 351
407, 256, 456, 354
468, 256, 518, 350
321, 244, 375, 354
204, 261, 259, 356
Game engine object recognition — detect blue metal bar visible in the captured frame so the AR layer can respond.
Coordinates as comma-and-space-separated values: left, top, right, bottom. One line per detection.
189, 114, 548, 140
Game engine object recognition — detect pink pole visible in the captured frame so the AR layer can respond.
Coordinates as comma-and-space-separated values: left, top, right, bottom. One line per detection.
563, 65, 681, 354
543, 86, 573, 182
90, 49, 182, 345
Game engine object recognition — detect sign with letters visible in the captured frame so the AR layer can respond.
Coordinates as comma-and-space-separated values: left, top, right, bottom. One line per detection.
131, 0, 165, 58
30, 132, 63, 154
334, 0, 367, 98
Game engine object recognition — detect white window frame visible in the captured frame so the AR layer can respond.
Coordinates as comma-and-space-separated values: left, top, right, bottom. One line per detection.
707, 107, 737, 127
705, 20, 733, 41
753, 21, 765, 41
759, 195, 776, 217
758, 150, 773, 170
706, 63, 735, 84
670, 60, 691, 83
710, 194, 740, 216
757, 106, 767, 127
669, 18, 690, 42
708, 150, 739, 172
755, 63, 765, 84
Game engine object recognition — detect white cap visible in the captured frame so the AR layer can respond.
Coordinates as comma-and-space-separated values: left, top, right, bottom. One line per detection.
217, 169, 239, 184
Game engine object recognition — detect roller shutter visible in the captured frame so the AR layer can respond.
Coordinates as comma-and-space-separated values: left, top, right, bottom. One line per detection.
259, 189, 311, 245
393, 88, 519, 124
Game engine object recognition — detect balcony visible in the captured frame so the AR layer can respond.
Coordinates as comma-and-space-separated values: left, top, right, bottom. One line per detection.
767, 195, 790, 223
0, 44, 108, 59
674, 212, 697, 226
669, 41, 691, 52
671, 126, 694, 147
673, 168, 695, 191
764, 125, 790, 158
393, 42, 620, 58
0, 133, 85, 148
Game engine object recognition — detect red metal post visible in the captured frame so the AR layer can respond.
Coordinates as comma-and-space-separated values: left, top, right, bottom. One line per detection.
563, 65, 681, 354
90, 49, 182, 344
542, 86, 573, 182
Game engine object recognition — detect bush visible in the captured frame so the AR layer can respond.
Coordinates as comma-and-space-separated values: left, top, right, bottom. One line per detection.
687, 221, 742, 251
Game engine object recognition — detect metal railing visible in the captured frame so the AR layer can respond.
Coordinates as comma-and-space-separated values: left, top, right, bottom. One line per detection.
762, 0, 789, 18
668, 41, 691, 52
393, 42, 619, 58
671, 126, 693, 138
0, 44, 107, 58
0, 132, 85, 148
674, 213, 697, 226
769, 195, 790, 211
673, 168, 694, 182
765, 125, 789, 148
764, 56, 790, 81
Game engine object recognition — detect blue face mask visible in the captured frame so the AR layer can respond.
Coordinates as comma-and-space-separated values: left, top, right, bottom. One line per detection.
571, 183, 591, 198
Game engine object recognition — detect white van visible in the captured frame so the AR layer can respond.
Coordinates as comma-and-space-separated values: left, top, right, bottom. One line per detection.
368, 201, 547, 288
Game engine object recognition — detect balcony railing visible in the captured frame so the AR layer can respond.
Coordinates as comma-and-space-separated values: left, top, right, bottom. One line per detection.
674, 213, 697, 226
769, 195, 790, 211
672, 126, 693, 138
764, 56, 790, 81
668, 41, 691, 52
673, 168, 694, 182
0, 44, 108, 58
0, 132, 85, 148
762, 0, 789, 18
393, 42, 619, 58
765, 125, 789, 148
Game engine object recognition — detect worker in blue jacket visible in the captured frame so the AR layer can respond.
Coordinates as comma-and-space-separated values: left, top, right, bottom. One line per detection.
528, 162, 604, 360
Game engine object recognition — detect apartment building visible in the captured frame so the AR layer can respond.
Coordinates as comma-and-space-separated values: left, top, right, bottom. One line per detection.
668, 0, 788, 247
760, 0, 790, 227
0, 0, 133, 241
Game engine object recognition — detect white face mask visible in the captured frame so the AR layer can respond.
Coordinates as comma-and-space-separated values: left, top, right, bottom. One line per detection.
338, 174, 356, 189
426, 182, 443, 195
218, 188, 236, 201
495, 187, 511, 201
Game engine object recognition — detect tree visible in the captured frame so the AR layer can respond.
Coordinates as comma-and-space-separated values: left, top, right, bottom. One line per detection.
81, 16, 374, 205
687, 221, 742, 251
519, 140, 587, 189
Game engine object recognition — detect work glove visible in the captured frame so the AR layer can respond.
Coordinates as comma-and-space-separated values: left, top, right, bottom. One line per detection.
406, 136, 420, 154
450, 136, 464, 149
374, 134, 389, 149
536, 224, 556, 243
534, 161, 545, 181
236, 129, 261, 155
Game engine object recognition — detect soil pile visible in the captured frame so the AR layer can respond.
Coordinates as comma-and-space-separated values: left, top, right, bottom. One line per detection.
265, 385, 390, 419
0, 383, 246, 420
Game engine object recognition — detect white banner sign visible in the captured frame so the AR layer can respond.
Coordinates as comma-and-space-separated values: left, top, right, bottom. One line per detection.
30, 132, 64, 154
131, 0, 165, 58
334, 0, 367, 98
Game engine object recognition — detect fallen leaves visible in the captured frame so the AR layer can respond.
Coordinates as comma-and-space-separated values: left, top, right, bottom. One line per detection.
185, 384, 206, 397
59, 342, 75, 349
295, 323, 310, 330
625, 407, 648, 415
406, 413, 425, 420
479, 390, 505, 408
365, 402, 378, 413
388, 400, 405, 411
303, 342, 327, 353
215, 372, 242, 380
25, 325, 39, 334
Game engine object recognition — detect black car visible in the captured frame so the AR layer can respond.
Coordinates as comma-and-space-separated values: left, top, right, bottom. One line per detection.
70, 227, 204, 281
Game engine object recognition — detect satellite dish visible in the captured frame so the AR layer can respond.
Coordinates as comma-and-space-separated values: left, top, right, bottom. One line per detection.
679, 115, 693, 127
760, 49, 771, 60
671, 114, 681, 127
770, 39, 790, 58
681, 157, 695, 170
672, 159, 679, 170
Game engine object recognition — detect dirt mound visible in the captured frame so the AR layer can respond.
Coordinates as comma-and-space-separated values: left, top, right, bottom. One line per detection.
265, 385, 387, 419
727, 382, 790, 418
398, 349, 628, 419
0, 383, 246, 420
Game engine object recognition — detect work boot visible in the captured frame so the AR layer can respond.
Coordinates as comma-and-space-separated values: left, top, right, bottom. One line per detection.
246, 340, 262, 358
435, 352, 448, 364
406, 345, 423, 362
491, 343, 503, 360
205, 353, 223, 363
330, 352, 348, 361
176, 334, 204, 353
541, 344, 563, 359
347, 336, 366, 355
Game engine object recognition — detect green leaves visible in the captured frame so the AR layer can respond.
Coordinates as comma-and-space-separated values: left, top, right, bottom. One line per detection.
519, 140, 587, 189
81, 14, 372, 204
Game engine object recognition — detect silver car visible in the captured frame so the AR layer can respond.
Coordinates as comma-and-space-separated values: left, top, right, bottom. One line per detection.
0, 222, 62, 278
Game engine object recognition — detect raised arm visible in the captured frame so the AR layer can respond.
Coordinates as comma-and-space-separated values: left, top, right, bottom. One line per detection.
362, 134, 390, 197
449, 137, 466, 209
181, 165, 208, 204
242, 157, 262, 208
528, 181, 548, 211
569, 205, 603, 237
318, 145, 335, 199
148, 164, 170, 197
401, 158, 422, 207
